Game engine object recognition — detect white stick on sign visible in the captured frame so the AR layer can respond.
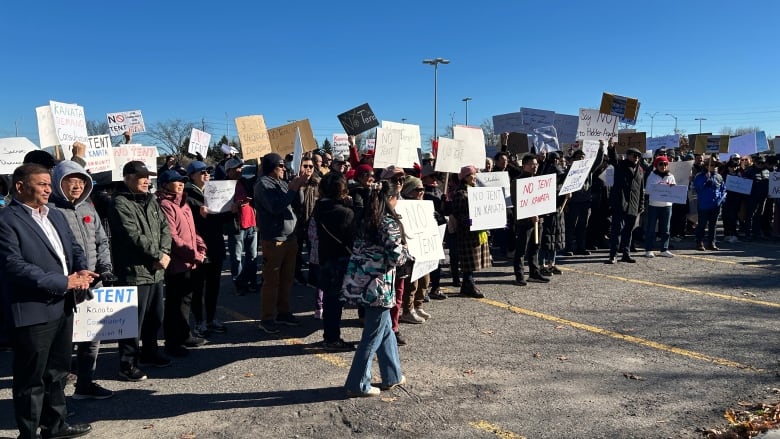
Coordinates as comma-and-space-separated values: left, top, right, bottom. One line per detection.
204, 180, 239, 213
85, 135, 116, 173
72, 286, 139, 342
467, 186, 507, 231
394, 200, 446, 281
453, 125, 486, 169
372, 127, 403, 169
514, 174, 557, 220
434, 137, 465, 174
188, 128, 211, 157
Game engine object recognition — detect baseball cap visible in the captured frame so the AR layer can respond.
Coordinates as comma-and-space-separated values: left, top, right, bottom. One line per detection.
225, 158, 244, 170
158, 169, 188, 186
186, 161, 214, 175
380, 165, 405, 180
626, 148, 643, 157
123, 160, 157, 177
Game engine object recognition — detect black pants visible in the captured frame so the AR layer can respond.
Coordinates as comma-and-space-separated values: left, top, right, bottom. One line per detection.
118, 282, 164, 367
191, 261, 222, 324
164, 271, 195, 347
513, 222, 541, 278
564, 202, 590, 252
610, 211, 637, 257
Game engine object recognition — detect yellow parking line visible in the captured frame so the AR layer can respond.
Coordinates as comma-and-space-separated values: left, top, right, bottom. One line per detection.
469, 420, 527, 439
560, 267, 780, 309
477, 298, 762, 372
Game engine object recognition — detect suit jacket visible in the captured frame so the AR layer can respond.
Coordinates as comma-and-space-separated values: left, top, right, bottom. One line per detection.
0, 200, 87, 328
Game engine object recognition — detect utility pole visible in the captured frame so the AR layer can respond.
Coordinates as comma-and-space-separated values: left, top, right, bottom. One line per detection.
645, 112, 659, 137
694, 117, 707, 133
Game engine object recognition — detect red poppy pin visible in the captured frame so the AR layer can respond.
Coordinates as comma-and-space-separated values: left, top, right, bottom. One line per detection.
83, 215, 92, 224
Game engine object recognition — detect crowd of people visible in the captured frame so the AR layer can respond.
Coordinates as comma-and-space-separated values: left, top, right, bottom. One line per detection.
1, 133, 778, 437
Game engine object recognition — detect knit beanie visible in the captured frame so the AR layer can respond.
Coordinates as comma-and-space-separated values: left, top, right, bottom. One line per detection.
401, 176, 423, 198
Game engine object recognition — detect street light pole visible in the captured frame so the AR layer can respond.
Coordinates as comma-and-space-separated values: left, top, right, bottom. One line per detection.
665, 113, 678, 134
694, 117, 707, 133
462, 97, 472, 126
645, 112, 659, 137
422, 58, 450, 142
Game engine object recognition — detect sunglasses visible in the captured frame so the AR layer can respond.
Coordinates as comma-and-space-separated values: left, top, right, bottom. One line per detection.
412, 187, 425, 192
276, 163, 286, 169
198, 170, 211, 175
657, 163, 668, 167
301, 164, 313, 169
391, 177, 405, 184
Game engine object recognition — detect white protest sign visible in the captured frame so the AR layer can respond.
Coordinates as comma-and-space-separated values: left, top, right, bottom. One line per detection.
521, 107, 556, 131
579, 139, 601, 160
576, 108, 619, 143
291, 127, 303, 174
667, 160, 694, 186
476, 171, 512, 207
111, 145, 159, 181
647, 134, 680, 153
769, 172, 780, 199
106, 110, 145, 136
0, 137, 39, 174
72, 286, 139, 342
50, 100, 89, 158
559, 158, 596, 195
332, 133, 350, 157
467, 186, 507, 231
492, 112, 524, 133
433, 137, 465, 173
515, 174, 557, 219
724, 175, 752, 195
453, 125, 486, 168
85, 135, 116, 173
204, 180, 239, 213
373, 127, 403, 169
646, 183, 688, 204
382, 121, 420, 167
728, 132, 760, 158
36, 105, 59, 148
394, 200, 446, 281
188, 128, 211, 157
599, 165, 615, 187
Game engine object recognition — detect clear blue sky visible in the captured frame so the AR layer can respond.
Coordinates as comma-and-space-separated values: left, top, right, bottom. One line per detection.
2, 0, 779, 150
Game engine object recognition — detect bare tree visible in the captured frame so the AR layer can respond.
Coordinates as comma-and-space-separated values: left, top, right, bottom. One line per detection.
480, 118, 498, 147
144, 119, 196, 158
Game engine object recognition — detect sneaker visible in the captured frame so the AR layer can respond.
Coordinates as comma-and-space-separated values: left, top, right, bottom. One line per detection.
429, 288, 447, 300
346, 386, 381, 398
183, 336, 207, 347
514, 275, 527, 286
119, 366, 147, 382
73, 382, 114, 400
139, 353, 172, 368
322, 339, 356, 352
192, 321, 207, 338
645, 251, 655, 258
620, 254, 636, 263
164, 345, 189, 358
414, 308, 431, 320
400, 310, 425, 324
379, 375, 406, 391
276, 313, 300, 327
549, 266, 562, 275
258, 320, 280, 334
394, 331, 407, 346
606, 257, 616, 265
659, 250, 674, 258
696, 243, 706, 251
313, 309, 323, 320
207, 320, 227, 333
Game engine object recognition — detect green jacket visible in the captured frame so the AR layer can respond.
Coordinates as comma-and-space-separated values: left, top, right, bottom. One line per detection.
108, 183, 172, 285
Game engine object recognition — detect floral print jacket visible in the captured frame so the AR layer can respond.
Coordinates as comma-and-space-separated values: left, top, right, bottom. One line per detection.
341, 215, 412, 308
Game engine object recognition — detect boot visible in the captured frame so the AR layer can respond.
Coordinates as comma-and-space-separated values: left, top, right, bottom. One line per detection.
460, 280, 484, 298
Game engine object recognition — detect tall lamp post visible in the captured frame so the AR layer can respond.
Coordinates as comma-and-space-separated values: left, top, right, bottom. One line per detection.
462, 97, 472, 126
422, 58, 450, 142
694, 117, 707, 133
665, 113, 678, 134
645, 111, 659, 137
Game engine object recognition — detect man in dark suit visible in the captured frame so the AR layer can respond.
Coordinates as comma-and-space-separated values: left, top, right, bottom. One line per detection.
0, 163, 98, 439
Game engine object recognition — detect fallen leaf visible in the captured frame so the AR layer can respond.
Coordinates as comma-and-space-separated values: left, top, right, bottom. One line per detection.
142, 424, 155, 430
381, 397, 397, 402
533, 352, 541, 358
179, 433, 196, 439
244, 372, 254, 378
557, 356, 568, 361
463, 369, 475, 375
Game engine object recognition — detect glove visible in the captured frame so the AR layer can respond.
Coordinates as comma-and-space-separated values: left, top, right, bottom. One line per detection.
99, 272, 118, 287
74, 288, 94, 304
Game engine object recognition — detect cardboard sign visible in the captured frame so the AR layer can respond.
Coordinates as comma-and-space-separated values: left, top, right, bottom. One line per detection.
73, 286, 139, 342
616, 132, 647, 155
668, 160, 694, 186
724, 175, 752, 195
337, 103, 379, 136
373, 127, 405, 169
332, 133, 350, 157
188, 128, 211, 157
476, 171, 512, 207
204, 180, 238, 213
106, 110, 145, 136
111, 145, 159, 181
514, 174, 557, 219
85, 135, 116, 173
577, 108, 619, 143
467, 186, 507, 231
0, 137, 39, 174
452, 125, 487, 169
433, 137, 465, 173
394, 200, 446, 281
695, 135, 729, 154
235, 115, 272, 161
769, 172, 780, 199
268, 119, 317, 156
646, 183, 688, 204
559, 158, 596, 195
647, 134, 680, 153
599, 93, 640, 125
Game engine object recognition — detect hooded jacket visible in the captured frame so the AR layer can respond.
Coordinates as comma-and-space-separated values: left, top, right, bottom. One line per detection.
49, 160, 112, 274
254, 153, 299, 241
156, 188, 206, 274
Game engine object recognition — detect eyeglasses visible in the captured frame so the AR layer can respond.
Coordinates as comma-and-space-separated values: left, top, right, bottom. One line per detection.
301, 164, 313, 169
198, 170, 211, 175
412, 187, 425, 193
276, 163, 286, 169
391, 177, 405, 185
657, 163, 668, 167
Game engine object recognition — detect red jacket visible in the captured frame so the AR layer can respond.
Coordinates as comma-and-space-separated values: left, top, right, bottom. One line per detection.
157, 190, 207, 274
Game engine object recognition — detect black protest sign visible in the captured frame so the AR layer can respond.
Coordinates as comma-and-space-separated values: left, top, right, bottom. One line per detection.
337, 103, 379, 135
506, 132, 530, 154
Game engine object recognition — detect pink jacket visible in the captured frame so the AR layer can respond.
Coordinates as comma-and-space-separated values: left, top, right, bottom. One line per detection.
157, 190, 207, 274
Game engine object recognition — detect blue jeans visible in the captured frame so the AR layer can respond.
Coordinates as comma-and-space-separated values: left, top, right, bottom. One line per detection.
345, 307, 402, 394
228, 226, 258, 286
696, 207, 720, 245
644, 205, 672, 252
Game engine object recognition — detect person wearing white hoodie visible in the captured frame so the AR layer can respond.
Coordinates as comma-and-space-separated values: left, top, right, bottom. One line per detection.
644, 156, 677, 258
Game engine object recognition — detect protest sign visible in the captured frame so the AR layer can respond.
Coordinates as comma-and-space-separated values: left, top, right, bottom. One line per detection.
559, 158, 596, 195
515, 174, 557, 219
553, 113, 579, 145
291, 127, 303, 174
46, 101, 89, 158
667, 160, 694, 186
579, 139, 601, 159
111, 145, 159, 181
467, 186, 507, 231
453, 125, 486, 168
724, 175, 752, 195
599, 92, 640, 124
577, 108, 619, 143
756, 131, 769, 152
36, 105, 59, 149
599, 165, 615, 187
476, 171, 512, 207
106, 110, 145, 136
647, 134, 680, 153
332, 133, 350, 157
85, 135, 116, 173
616, 132, 647, 155
381, 121, 420, 166
504, 132, 530, 154
73, 286, 139, 342
188, 128, 211, 157
394, 200, 446, 281
337, 103, 379, 135
373, 127, 404, 169
694, 135, 729, 154
235, 115, 272, 161
268, 119, 317, 156
528, 125, 560, 153
433, 137, 465, 173
769, 172, 780, 199
646, 183, 688, 204
492, 111, 524, 134
204, 180, 238, 213
520, 107, 556, 131
0, 137, 39, 174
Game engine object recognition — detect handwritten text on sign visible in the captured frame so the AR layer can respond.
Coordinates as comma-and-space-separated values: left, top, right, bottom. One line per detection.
51, 100, 89, 157
73, 286, 139, 342
559, 158, 596, 195
337, 103, 379, 136
467, 186, 507, 231
395, 200, 445, 281
769, 172, 780, 199
515, 175, 556, 220
373, 127, 404, 169
433, 137, 465, 174
106, 110, 145, 136
0, 137, 39, 174
235, 115, 272, 161
86, 135, 116, 173
646, 184, 688, 204
189, 128, 211, 157
577, 108, 618, 142
475, 171, 512, 207
204, 180, 239, 213
724, 175, 752, 195
111, 145, 159, 181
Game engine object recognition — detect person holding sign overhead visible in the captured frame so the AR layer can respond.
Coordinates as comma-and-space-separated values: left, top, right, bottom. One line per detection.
605, 144, 645, 264
451, 165, 492, 297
